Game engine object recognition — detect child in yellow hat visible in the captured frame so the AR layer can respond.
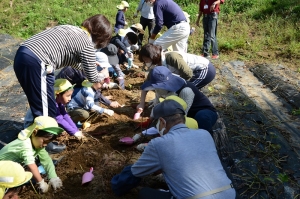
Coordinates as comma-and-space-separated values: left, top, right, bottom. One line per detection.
0, 116, 64, 193
0, 161, 33, 199
54, 79, 85, 139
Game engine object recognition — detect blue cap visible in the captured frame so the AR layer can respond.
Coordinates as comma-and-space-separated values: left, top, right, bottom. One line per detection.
141, 66, 185, 92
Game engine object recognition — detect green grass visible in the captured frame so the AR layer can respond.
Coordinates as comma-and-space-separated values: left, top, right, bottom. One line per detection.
0, 0, 299, 67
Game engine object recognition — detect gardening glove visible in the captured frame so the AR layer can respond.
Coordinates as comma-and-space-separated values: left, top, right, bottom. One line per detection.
74, 131, 86, 141
132, 133, 141, 142
103, 108, 114, 116
148, 38, 155, 44
133, 12, 138, 18
49, 177, 63, 190
37, 179, 49, 193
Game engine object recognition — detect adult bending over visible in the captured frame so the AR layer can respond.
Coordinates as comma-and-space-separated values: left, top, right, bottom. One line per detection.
139, 44, 216, 88
146, 0, 190, 52
111, 100, 236, 199
13, 14, 112, 123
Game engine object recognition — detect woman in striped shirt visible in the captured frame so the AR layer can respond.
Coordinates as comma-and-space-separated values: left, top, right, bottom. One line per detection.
13, 14, 112, 124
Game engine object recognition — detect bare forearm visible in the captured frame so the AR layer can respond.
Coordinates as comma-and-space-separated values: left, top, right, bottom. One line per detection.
27, 163, 43, 182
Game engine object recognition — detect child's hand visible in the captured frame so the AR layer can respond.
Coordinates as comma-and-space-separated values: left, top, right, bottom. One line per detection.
37, 179, 49, 193
103, 109, 114, 116
49, 177, 63, 190
110, 101, 121, 108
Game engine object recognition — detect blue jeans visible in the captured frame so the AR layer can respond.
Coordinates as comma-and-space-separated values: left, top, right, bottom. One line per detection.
194, 109, 218, 132
202, 13, 219, 56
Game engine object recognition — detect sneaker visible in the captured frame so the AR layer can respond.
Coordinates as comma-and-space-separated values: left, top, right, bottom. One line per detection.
212, 55, 219, 59
132, 133, 141, 142
136, 143, 148, 152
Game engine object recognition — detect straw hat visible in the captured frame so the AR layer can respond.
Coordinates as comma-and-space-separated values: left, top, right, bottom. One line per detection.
0, 161, 33, 198
116, 1, 129, 9
131, 23, 144, 34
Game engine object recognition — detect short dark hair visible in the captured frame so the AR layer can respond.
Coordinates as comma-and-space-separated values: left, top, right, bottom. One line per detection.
82, 14, 112, 49
138, 44, 162, 64
35, 129, 58, 141
126, 32, 138, 45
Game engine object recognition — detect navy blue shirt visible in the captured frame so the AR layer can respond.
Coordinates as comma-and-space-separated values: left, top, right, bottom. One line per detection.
176, 81, 217, 118
115, 10, 125, 29
152, 0, 187, 34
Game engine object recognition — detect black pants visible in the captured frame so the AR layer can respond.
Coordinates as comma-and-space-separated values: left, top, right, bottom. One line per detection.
138, 187, 173, 199
139, 16, 155, 46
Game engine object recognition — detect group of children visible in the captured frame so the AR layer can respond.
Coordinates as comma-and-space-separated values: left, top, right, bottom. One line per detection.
0, 2, 221, 198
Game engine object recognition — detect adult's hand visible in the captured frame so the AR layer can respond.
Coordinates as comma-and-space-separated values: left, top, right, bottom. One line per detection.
136, 104, 144, 113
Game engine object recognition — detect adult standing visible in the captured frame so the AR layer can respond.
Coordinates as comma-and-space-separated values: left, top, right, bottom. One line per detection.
146, 0, 190, 52
111, 100, 236, 198
14, 14, 112, 123
196, 0, 225, 59
133, 0, 155, 48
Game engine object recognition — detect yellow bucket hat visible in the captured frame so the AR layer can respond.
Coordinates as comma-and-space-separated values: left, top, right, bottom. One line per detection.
159, 95, 198, 129
54, 79, 75, 95
159, 95, 187, 110
18, 116, 64, 140
82, 79, 93, 87
0, 161, 33, 198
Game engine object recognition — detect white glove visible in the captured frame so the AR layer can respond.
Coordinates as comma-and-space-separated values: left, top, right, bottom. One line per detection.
74, 131, 83, 137
132, 133, 141, 142
148, 38, 155, 44
49, 177, 63, 190
133, 12, 138, 18
37, 179, 49, 193
125, 21, 128, 25
103, 109, 114, 116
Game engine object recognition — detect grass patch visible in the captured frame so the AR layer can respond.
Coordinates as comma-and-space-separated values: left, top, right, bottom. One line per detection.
0, 0, 299, 68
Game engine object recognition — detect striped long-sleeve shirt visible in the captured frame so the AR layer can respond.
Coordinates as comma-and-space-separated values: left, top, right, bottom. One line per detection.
67, 86, 105, 114
22, 25, 99, 83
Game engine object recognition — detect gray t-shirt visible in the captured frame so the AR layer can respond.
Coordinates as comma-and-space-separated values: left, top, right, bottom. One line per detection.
131, 124, 235, 199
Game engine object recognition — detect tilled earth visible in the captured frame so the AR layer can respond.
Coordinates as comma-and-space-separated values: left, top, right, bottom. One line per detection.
0, 36, 300, 198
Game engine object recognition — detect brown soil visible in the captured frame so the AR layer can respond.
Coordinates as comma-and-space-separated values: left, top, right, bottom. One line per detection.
18, 63, 161, 199
16, 55, 300, 199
